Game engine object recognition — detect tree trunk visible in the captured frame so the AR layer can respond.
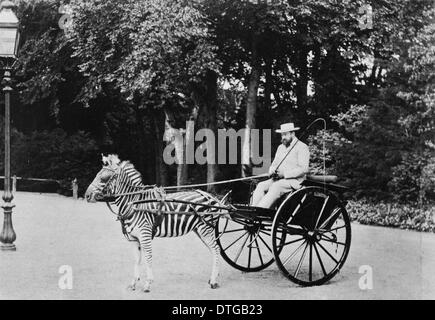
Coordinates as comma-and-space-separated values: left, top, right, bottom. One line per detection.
296, 48, 309, 112
203, 71, 219, 192
174, 124, 191, 188
178, 112, 196, 188
312, 45, 321, 98
195, 71, 219, 192
133, 104, 148, 177
242, 34, 261, 177
264, 57, 272, 111
163, 111, 188, 188
153, 109, 169, 186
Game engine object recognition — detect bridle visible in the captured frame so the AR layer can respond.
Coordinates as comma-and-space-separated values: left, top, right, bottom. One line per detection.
99, 166, 120, 201
93, 166, 121, 218
96, 164, 160, 219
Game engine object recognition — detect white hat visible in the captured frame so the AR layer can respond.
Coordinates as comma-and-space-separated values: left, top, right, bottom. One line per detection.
275, 123, 300, 133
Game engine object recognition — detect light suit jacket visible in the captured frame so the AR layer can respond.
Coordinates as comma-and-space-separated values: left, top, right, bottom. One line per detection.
269, 138, 310, 189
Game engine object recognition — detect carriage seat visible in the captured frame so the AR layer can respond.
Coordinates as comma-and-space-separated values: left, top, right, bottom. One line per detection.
302, 175, 350, 194
306, 175, 338, 183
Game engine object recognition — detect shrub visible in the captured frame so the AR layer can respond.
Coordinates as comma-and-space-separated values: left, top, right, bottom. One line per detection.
420, 157, 435, 202
348, 199, 435, 233
307, 129, 351, 175
0, 128, 100, 197
388, 150, 435, 204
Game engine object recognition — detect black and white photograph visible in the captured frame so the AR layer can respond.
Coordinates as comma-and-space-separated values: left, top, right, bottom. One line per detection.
0, 0, 434, 304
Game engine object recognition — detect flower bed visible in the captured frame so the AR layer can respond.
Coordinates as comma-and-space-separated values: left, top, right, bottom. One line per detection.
347, 200, 435, 233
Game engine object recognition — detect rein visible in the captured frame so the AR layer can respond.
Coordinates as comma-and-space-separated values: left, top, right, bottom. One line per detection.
101, 175, 269, 197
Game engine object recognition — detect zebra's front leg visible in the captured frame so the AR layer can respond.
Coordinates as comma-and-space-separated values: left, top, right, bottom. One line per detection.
139, 228, 154, 293
127, 241, 142, 291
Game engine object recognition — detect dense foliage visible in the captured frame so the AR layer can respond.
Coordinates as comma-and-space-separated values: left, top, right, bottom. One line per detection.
1, 0, 433, 214
348, 200, 435, 233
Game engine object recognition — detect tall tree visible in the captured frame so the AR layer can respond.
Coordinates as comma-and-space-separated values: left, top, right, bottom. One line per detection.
67, 0, 220, 185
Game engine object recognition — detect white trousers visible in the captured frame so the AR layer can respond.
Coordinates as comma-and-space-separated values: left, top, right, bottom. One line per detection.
251, 179, 295, 209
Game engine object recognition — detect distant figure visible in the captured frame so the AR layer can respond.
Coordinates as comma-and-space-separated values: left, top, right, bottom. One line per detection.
251, 123, 310, 209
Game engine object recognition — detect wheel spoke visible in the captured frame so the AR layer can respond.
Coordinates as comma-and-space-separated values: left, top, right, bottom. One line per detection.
278, 237, 305, 248
320, 237, 346, 246
247, 234, 252, 269
294, 242, 309, 278
254, 238, 264, 265
313, 243, 327, 276
286, 193, 308, 224
317, 241, 339, 264
282, 240, 307, 267
221, 228, 245, 235
319, 207, 342, 230
258, 234, 273, 254
259, 229, 271, 237
318, 225, 346, 234
223, 231, 249, 251
234, 233, 250, 264
309, 244, 313, 282
219, 218, 229, 232
315, 196, 330, 229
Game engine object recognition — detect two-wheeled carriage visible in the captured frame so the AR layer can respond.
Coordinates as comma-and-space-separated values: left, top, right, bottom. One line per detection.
215, 175, 351, 286
129, 174, 351, 287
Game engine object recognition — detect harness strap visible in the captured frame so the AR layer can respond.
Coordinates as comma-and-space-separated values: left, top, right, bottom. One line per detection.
106, 202, 119, 217
152, 187, 166, 238
105, 202, 136, 242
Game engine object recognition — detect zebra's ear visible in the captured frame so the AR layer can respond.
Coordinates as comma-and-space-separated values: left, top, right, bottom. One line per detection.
101, 154, 109, 166
108, 154, 121, 166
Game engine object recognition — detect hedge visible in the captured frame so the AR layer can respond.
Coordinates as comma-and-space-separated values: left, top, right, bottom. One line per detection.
347, 199, 435, 233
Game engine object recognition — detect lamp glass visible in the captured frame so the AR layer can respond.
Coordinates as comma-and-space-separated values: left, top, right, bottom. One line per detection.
0, 26, 17, 57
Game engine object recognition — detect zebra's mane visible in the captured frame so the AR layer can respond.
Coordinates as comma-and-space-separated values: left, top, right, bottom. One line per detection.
121, 160, 134, 169
120, 161, 144, 185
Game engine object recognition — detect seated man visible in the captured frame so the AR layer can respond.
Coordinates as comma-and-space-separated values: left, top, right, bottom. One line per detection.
251, 122, 310, 209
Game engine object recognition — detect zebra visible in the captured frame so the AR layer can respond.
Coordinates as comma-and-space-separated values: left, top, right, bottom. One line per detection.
85, 154, 227, 292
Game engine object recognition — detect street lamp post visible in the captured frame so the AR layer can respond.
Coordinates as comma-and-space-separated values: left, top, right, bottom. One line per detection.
0, 0, 20, 251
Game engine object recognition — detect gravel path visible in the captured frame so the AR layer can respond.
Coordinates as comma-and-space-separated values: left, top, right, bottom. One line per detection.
0, 192, 434, 300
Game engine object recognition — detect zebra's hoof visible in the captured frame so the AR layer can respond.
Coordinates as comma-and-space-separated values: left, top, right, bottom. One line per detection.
210, 283, 219, 289
143, 284, 151, 293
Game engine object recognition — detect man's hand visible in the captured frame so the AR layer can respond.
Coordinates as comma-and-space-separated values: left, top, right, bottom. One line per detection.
270, 171, 284, 180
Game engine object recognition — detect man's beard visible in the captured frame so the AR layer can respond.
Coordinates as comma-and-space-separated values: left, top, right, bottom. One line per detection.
282, 138, 293, 147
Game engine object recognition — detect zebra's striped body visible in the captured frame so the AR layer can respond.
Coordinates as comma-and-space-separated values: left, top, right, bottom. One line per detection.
119, 189, 223, 239
86, 158, 224, 291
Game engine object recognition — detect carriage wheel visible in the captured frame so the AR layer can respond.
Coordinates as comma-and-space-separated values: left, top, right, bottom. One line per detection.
271, 187, 351, 286
215, 214, 285, 272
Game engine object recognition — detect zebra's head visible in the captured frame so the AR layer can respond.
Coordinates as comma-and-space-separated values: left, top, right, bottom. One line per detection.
85, 154, 122, 203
